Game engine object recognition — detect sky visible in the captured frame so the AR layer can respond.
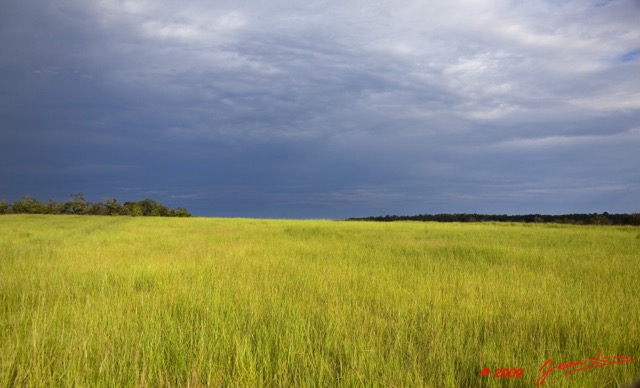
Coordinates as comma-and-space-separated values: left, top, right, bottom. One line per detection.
1, 0, 639, 219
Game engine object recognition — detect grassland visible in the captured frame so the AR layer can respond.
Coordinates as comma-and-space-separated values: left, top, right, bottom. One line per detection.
1, 215, 639, 387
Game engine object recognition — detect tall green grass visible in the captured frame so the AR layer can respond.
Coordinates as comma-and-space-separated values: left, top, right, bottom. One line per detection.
1, 215, 639, 387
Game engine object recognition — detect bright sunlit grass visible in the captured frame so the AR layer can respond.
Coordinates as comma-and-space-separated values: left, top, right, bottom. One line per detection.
1, 215, 638, 387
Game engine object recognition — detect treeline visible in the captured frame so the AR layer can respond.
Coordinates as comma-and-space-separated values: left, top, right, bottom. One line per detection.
347, 212, 640, 226
0, 194, 191, 217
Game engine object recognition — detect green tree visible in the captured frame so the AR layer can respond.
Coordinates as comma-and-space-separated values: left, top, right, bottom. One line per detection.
64, 193, 89, 215
591, 213, 612, 225
102, 197, 125, 216
89, 202, 108, 215
137, 199, 169, 216
623, 214, 640, 226
12, 195, 44, 214
170, 208, 192, 217
44, 199, 63, 214
124, 202, 143, 216
0, 199, 9, 214
3, 194, 192, 217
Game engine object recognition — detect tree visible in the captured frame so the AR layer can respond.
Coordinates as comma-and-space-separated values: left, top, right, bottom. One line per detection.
623, 214, 640, 226
137, 198, 169, 216
0, 199, 9, 214
11, 195, 44, 214
591, 213, 612, 225
102, 197, 125, 216
89, 201, 108, 215
170, 208, 192, 217
1, 194, 191, 217
63, 193, 89, 215
124, 202, 143, 216
44, 199, 63, 214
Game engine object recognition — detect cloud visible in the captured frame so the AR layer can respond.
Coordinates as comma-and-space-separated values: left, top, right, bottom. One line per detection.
496, 127, 640, 150
1, 0, 639, 217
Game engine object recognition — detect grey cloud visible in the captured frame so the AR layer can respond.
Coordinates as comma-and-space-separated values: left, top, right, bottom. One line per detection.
1, 0, 639, 217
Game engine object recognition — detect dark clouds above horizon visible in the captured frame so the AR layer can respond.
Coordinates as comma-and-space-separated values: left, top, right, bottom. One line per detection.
1, 0, 639, 218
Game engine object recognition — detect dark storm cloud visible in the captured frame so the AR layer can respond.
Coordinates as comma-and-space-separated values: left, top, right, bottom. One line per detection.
1, 0, 639, 217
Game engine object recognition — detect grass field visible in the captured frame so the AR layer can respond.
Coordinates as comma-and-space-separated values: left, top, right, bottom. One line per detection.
1, 215, 639, 387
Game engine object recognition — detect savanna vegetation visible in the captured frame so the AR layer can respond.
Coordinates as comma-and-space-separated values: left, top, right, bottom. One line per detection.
348, 212, 640, 225
1, 215, 638, 387
0, 194, 191, 217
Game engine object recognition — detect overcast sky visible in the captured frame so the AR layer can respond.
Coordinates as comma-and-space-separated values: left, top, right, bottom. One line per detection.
1, 0, 639, 218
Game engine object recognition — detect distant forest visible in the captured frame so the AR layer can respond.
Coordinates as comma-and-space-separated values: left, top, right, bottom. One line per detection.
347, 212, 640, 226
0, 194, 191, 217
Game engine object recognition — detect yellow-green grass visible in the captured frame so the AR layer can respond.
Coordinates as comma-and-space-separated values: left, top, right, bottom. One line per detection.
1, 215, 638, 387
